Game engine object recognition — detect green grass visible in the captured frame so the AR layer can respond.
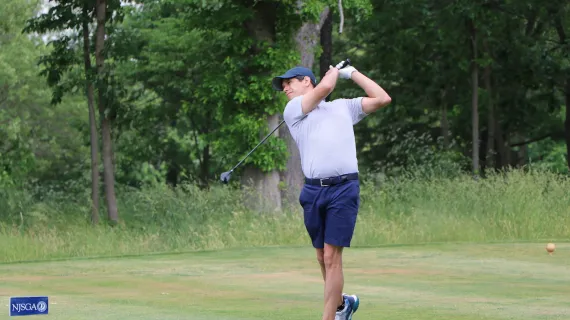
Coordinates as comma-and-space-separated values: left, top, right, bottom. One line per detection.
1, 169, 570, 318
1, 169, 570, 263
1, 243, 570, 319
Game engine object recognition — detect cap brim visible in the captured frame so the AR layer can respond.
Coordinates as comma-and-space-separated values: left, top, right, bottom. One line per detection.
272, 69, 317, 91
272, 77, 284, 91
272, 69, 300, 91
272, 75, 291, 91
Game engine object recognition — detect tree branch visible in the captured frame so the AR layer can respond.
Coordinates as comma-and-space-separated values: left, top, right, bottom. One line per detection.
509, 131, 564, 147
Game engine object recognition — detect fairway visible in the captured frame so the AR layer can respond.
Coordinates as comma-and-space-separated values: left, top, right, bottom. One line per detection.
1, 243, 570, 319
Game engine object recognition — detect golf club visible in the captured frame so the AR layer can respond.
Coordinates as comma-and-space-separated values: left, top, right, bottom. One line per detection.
220, 58, 352, 184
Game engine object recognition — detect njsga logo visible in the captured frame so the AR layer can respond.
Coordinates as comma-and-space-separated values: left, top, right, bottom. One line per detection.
9, 296, 49, 316
12, 301, 48, 313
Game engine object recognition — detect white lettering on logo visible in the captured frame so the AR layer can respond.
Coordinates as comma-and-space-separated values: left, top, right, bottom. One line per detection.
11, 303, 40, 312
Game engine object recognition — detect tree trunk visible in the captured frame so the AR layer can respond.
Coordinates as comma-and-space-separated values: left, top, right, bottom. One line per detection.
484, 59, 495, 171
241, 2, 282, 213
96, 0, 118, 223
494, 119, 508, 169
200, 144, 210, 189
505, 133, 512, 167
280, 5, 331, 209
200, 113, 211, 189
241, 113, 282, 213
319, 9, 333, 94
513, 132, 528, 166
562, 61, 570, 171
294, 6, 331, 69
101, 119, 118, 222
553, 15, 570, 170
82, 4, 99, 225
468, 19, 479, 175
166, 161, 179, 187
440, 88, 450, 148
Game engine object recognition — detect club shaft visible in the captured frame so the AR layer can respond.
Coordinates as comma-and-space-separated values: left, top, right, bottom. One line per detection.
229, 120, 285, 172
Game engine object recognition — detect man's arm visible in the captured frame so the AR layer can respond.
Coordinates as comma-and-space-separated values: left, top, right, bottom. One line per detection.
348, 70, 392, 114
300, 67, 339, 114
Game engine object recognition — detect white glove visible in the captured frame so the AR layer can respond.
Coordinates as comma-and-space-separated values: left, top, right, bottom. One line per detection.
339, 66, 357, 79
333, 61, 357, 79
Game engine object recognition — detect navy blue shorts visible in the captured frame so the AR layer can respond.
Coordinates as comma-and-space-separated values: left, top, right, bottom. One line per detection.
299, 178, 360, 248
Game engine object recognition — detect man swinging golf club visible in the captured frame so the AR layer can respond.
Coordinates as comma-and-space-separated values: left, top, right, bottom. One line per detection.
272, 60, 391, 320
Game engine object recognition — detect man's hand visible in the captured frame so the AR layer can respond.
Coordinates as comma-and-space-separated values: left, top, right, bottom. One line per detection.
339, 66, 357, 79
326, 64, 341, 78
334, 60, 357, 79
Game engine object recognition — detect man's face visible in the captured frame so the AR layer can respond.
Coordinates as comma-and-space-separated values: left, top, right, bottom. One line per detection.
281, 76, 311, 100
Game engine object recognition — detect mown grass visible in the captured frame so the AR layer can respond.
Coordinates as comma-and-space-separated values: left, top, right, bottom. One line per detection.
2, 244, 570, 320
1, 168, 569, 263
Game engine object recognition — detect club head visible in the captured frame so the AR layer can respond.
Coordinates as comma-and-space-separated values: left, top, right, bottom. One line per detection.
220, 171, 232, 184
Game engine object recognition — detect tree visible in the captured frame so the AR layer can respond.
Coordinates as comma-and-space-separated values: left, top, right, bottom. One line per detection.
95, 0, 119, 223
82, 0, 100, 224
24, 0, 126, 223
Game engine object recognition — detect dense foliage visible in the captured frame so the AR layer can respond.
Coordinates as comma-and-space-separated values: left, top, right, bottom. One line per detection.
2, 0, 569, 223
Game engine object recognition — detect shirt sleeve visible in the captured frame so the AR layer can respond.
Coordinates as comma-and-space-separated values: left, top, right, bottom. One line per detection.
283, 95, 306, 126
345, 97, 369, 125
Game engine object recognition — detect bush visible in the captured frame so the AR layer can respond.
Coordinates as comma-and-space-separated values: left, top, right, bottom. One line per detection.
1, 168, 569, 263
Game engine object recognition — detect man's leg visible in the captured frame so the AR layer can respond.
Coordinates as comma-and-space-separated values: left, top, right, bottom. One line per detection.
321, 243, 345, 320
323, 179, 361, 320
299, 184, 331, 299
316, 248, 326, 281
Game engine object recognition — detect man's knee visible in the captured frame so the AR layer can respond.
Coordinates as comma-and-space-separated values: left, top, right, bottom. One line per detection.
323, 244, 343, 269
316, 249, 325, 266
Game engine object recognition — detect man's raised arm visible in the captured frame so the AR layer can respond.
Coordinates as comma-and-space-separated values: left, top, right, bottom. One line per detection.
300, 66, 340, 114
339, 65, 392, 114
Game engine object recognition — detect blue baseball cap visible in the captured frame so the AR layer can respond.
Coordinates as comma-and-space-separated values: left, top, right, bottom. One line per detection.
272, 66, 317, 91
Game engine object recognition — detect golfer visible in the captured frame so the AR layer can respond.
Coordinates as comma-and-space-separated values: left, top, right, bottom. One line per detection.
272, 60, 391, 320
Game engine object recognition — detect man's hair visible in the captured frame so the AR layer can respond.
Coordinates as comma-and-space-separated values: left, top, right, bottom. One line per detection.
294, 75, 315, 88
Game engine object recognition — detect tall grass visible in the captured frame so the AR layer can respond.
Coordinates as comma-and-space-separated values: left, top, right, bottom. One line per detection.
1, 169, 569, 263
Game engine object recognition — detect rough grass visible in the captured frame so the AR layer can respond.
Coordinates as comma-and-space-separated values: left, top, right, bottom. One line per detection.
1, 168, 569, 263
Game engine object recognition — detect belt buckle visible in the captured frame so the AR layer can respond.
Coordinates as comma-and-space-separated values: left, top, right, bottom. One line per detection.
320, 178, 330, 187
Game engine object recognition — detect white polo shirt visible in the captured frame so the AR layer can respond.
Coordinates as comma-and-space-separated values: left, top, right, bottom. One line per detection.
283, 95, 368, 179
